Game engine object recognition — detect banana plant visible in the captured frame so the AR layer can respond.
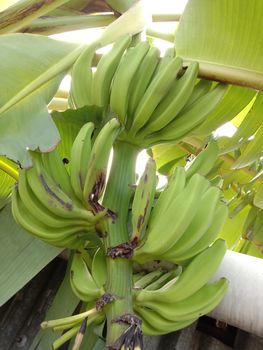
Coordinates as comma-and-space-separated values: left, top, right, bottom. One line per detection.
0, 0, 263, 349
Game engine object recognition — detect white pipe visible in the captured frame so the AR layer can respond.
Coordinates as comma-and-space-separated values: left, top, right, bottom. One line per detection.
209, 250, 263, 337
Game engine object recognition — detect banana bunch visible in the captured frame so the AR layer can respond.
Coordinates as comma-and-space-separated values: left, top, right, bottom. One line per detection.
12, 118, 121, 249
134, 166, 228, 264
70, 248, 106, 302
69, 36, 228, 147
133, 240, 229, 336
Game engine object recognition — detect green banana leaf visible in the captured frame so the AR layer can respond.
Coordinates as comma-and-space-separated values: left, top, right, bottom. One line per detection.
176, 0, 263, 91
0, 204, 61, 306
0, 34, 78, 168
152, 143, 188, 175
194, 86, 256, 136
231, 93, 263, 169
30, 265, 79, 350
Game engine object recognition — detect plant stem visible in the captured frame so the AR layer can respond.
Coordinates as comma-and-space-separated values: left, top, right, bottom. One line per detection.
102, 141, 139, 346
22, 14, 116, 35
0, 159, 18, 180
0, 0, 71, 34
146, 27, 175, 43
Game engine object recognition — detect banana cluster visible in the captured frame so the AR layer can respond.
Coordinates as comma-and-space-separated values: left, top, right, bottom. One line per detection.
12, 118, 121, 249
133, 165, 228, 264
70, 248, 106, 302
133, 241, 228, 335
70, 35, 228, 148
121, 148, 229, 335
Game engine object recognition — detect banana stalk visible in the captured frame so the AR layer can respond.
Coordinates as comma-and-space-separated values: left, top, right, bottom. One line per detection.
102, 141, 139, 345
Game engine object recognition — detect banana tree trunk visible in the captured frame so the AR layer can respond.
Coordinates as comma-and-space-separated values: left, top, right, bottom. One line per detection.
209, 250, 263, 337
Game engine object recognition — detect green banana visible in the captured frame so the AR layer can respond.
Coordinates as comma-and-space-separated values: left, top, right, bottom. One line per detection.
70, 122, 94, 202
83, 118, 121, 209
174, 203, 228, 263
185, 141, 219, 179
127, 46, 160, 123
183, 79, 212, 108
18, 169, 90, 229
70, 251, 104, 302
141, 62, 198, 135
144, 266, 182, 291
154, 47, 175, 74
136, 278, 228, 322
70, 42, 97, 108
161, 186, 221, 262
42, 148, 75, 199
110, 41, 150, 124
135, 239, 226, 303
12, 187, 84, 248
91, 248, 107, 288
135, 304, 197, 336
134, 269, 164, 290
134, 173, 209, 262
147, 83, 228, 144
131, 158, 157, 241
91, 34, 132, 109
148, 166, 186, 227
131, 56, 183, 135
27, 152, 94, 221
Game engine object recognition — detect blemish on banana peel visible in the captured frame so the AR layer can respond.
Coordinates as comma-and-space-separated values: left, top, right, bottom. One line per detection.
135, 198, 150, 235
96, 293, 117, 311
40, 174, 73, 210
106, 240, 138, 259
88, 172, 117, 220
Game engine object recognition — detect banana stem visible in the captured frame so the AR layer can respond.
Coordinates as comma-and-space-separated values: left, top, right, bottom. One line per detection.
102, 141, 139, 346
0, 159, 18, 180
41, 307, 97, 329
0, 0, 71, 34
146, 27, 175, 43
22, 14, 116, 35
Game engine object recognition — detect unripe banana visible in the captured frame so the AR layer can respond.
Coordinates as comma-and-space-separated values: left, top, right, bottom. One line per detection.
134, 173, 209, 262
174, 203, 228, 263
27, 152, 94, 222
42, 148, 75, 199
131, 158, 157, 241
70, 43, 97, 108
135, 304, 197, 336
131, 56, 183, 135
12, 187, 85, 248
91, 248, 107, 288
70, 122, 94, 202
110, 41, 150, 124
70, 251, 104, 302
142, 61, 198, 135
83, 118, 121, 209
161, 186, 221, 262
136, 278, 229, 323
147, 166, 186, 228
147, 83, 228, 144
185, 141, 219, 179
135, 239, 226, 303
134, 269, 164, 290
92, 34, 132, 109
127, 47, 160, 123
183, 79, 212, 108
144, 266, 182, 291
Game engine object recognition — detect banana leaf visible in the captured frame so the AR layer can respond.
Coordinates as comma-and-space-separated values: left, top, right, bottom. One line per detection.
0, 34, 78, 168
176, 0, 263, 91
0, 204, 61, 306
